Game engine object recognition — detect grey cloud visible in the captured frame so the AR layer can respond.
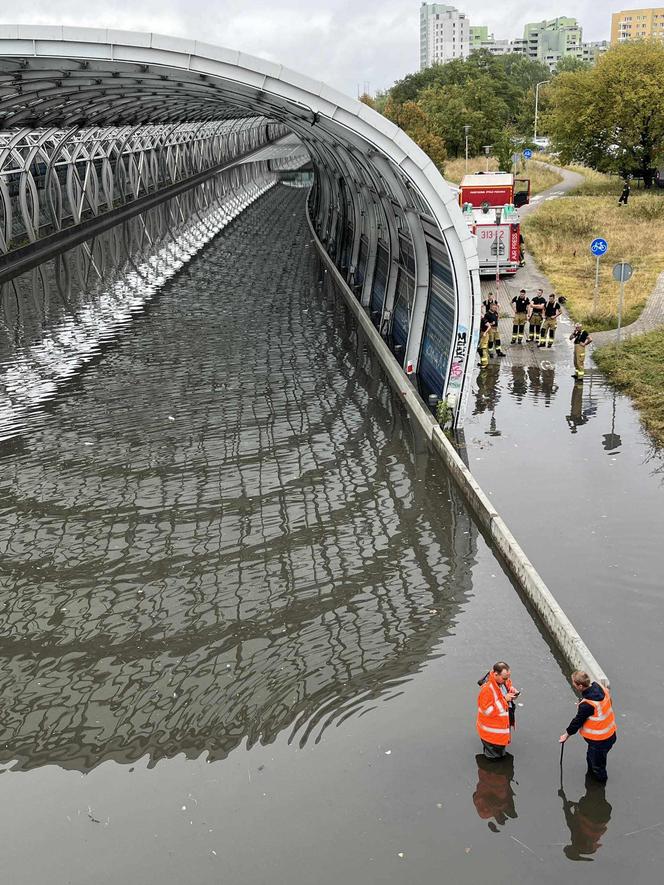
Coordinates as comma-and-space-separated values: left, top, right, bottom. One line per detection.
9, 0, 626, 96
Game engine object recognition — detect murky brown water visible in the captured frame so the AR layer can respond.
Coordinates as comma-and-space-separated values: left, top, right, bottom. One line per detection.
0, 187, 660, 883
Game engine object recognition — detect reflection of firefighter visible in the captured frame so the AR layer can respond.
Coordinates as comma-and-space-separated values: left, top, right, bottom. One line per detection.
527, 366, 542, 399
473, 363, 500, 416
559, 781, 612, 861
511, 366, 527, 402
541, 366, 558, 407
539, 294, 562, 348
566, 380, 589, 433
473, 753, 518, 832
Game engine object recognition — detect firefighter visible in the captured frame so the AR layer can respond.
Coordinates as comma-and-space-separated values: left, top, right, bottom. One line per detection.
559, 670, 617, 783
477, 661, 519, 759
539, 293, 562, 348
570, 323, 592, 379
559, 781, 612, 860
482, 293, 506, 357
511, 289, 530, 343
618, 179, 630, 206
478, 313, 493, 368
528, 288, 546, 343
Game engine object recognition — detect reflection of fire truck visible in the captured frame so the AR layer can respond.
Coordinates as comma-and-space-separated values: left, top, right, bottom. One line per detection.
459, 172, 530, 277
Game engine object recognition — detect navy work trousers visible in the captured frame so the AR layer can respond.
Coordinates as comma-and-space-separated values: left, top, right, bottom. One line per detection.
585, 734, 617, 783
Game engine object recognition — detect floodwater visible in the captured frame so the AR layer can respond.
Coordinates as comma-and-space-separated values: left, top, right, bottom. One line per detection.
0, 186, 661, 883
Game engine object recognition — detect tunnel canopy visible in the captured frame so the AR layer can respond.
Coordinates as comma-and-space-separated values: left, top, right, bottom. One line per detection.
0, 25, 480, 423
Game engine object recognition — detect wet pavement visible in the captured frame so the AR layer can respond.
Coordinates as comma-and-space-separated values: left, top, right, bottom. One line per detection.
0, 185, 662, 883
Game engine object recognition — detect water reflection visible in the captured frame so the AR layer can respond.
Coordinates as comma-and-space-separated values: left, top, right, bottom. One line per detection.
602, 389, 622, 454
473, 364, 501, 436
472, 753, 518, 832
0, 186, 478, 773
559, 782, 612, 861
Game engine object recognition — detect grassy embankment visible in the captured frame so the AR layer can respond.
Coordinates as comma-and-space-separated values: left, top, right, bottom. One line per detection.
522, 162, 664, 331
593, 331, 664, 446
525, 159, 664, 447
444, 156, 563, 195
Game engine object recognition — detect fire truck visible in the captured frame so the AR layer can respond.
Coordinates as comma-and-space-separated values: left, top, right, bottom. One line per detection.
458, 172, 531, 277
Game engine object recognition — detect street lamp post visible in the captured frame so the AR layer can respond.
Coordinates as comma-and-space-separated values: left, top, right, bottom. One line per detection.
534, 80, 550, 143
464, 125, 471, 173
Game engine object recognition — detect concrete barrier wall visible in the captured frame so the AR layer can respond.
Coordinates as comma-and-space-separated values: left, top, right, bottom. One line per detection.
308, 211, 609, 687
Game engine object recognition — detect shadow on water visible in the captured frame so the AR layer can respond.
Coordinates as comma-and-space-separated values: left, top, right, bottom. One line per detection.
0, 186, 480, 773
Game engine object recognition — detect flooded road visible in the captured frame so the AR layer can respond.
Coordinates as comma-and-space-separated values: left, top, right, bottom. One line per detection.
0, 186, 660, 883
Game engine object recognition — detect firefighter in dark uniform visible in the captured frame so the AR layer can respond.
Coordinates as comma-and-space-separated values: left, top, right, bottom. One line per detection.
528, 288, 547, 343
511, 289, 530, 343
570, 323, 592, 379
539, 293, 562, 348
482, 293, 506, 357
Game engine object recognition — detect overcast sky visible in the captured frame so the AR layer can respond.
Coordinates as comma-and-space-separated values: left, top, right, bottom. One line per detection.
8, 1, 633, 95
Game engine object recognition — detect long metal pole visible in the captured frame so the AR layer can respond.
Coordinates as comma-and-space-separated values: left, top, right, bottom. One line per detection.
534, 85, 539, 143
465, 135, 469, 173
593, 255, 600, 310
617, 261, 625, 345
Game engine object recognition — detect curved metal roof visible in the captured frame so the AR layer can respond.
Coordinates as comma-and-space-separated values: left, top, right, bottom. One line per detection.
0, 25, 478, 273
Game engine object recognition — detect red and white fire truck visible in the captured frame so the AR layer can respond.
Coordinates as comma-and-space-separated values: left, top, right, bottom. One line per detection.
458, 172, 531, 277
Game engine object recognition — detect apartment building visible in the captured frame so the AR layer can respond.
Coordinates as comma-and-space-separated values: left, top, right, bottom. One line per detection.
420, 3, 470, 70
611, 7, 664, 44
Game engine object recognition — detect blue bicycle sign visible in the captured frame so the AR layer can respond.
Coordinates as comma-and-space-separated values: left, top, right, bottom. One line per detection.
590, 238, 608, 256
523, 148, 533, 160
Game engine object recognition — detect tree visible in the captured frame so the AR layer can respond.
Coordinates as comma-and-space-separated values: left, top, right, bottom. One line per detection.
554, 56, 590, 74
544, 41, 664, 187
383, 98, 447, 170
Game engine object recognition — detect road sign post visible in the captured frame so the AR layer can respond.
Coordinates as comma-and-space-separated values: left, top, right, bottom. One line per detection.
612, 261, 633, 344
590, 238, 609, 311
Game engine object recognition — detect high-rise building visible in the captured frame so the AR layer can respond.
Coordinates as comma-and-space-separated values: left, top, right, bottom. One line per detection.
467, 16, 608, 71
523, 17, 583, 63
469, 25, 489, 49
611, 7, 664, 44
420, 3, 470, 70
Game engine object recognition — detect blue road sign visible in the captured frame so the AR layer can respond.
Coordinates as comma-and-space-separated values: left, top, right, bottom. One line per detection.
590, 238, 609, 256
523, 148, 533, 160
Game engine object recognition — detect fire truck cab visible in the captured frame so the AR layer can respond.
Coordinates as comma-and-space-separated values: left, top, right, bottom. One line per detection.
458, 172, 531, 277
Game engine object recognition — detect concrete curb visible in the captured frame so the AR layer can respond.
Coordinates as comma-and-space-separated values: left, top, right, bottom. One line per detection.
307, 209, 609, 687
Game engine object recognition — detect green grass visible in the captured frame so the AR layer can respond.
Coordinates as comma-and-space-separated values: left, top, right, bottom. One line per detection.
594, 329, 664, 446
523, 192, 664, 331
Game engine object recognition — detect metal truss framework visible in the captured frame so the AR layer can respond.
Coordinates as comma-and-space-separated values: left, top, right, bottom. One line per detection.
0, 117, 288, 253
0, 26, 481, 424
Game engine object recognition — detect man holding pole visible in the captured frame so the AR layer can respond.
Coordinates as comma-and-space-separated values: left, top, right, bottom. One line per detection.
559, 671, 617, 784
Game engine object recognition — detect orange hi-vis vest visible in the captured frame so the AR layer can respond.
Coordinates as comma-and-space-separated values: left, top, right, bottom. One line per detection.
477, 672, 512, 746
579, 687, 616, 742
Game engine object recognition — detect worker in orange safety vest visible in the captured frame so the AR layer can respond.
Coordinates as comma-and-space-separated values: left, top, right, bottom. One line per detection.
559, 670, 617, 783
477, 661, 520, 759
